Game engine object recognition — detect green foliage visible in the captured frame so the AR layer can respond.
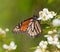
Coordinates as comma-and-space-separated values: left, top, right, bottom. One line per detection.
0, 47, 2, 52
0, 0, 60, 52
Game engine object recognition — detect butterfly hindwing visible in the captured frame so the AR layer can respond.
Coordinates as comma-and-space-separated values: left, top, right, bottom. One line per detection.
27, 20, 41, 37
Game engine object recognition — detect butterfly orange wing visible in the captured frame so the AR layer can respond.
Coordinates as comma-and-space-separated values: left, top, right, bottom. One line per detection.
20, 19, 31, 31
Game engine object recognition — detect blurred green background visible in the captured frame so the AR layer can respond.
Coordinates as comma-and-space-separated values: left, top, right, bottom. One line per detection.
0, 0, 60, 52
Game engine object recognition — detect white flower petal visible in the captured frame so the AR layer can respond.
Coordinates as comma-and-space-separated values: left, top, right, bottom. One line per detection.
47, 36, 53, 44
50, 11, 57, 16
39, 11, 43, 15
53, 41, 58, 45
52, 19, 60, 27
37, 46, 40, 49
9, 41, 17, 50
3, 44, 8, 49
56, 42, 60, 48
48, 40, 53, 44
37, 17, 41, 20
0, 28, 2, 33
0, 28, 6, 35
39, 41, 48, 48
10, 41, 15, 47
5, 28, 9, 32
34, 49, 42, 52
54, 35, 59, 39
53, 29, 57, 33
11, 45, 17, 50
47, 13, 53, 18
44, 35, 49, 37
54, 38, 58, 42
43, 8, 49, 14
1, 31, 6, 34
48, 31, 53, 34
47, 36, 53, 41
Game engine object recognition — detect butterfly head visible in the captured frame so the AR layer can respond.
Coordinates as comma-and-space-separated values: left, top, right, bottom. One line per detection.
32, 15, 38, 20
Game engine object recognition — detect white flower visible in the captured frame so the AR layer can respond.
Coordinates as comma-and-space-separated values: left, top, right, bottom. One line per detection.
38, 12, 50, 21
45, 35, 59, 45
52, 19, 60, 27
3, 41, 17, 50
56, 42, 60, 48
36, 46, 40, 49
39, 41, 48, 48
34, 46, 45, 52
47, 13, 53, 18
34, 48, 42, 52
37, 8, 56, 21
0, 28, 9, 35
5, 28, 9, 32
34, 41, 48, 52
3, 44, 9, 49
50, 11, 56, 16
48, 31, 53, 34
47, 36, 53, 44
0, 28, 6, 35
0, 28, 2, 32
1, 31, 6, 35
47, 30, 57, 35
44, 35, 49, 37
43, 8, 49, 14
53, 29, 57, 33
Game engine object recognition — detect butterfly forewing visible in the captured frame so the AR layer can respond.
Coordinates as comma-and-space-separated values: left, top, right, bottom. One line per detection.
13, 18, 32, 33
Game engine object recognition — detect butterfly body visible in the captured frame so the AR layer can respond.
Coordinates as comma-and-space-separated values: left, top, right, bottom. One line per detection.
13, 16, 42, 38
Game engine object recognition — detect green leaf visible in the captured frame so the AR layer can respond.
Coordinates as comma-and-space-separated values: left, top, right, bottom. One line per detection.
56, 15, 60, 19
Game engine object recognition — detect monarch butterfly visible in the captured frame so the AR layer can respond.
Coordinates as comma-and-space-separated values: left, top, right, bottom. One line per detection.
13, 15, 42, 38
